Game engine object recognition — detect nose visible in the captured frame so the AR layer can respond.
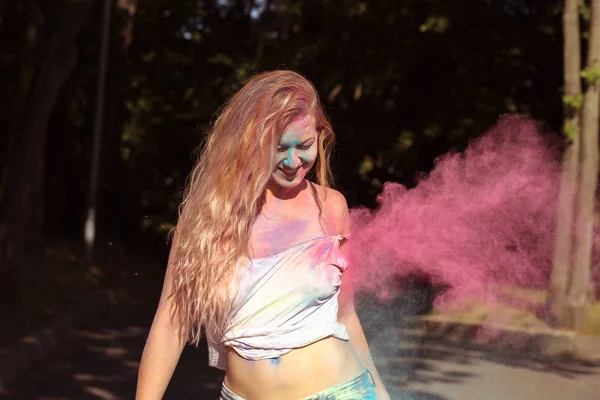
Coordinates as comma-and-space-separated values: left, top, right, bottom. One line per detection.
283, 149, 302, 169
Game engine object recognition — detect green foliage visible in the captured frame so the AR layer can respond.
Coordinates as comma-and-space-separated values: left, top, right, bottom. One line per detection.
208, 53, 235, 66
0, 0, 566, 246
579, 0, 591, 21
581, 65, 600, 85
564, 120, 579, 140
358, 155, 375, 180
563, 93, 584, 110
420, 15, 450, 33
395, 131, 415, 151
348, 1, 368, 17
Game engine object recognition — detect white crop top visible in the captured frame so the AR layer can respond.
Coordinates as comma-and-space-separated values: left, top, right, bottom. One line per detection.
207, 234, 350, 370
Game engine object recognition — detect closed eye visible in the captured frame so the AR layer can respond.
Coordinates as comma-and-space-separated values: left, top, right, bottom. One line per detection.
277, 143, 314, 152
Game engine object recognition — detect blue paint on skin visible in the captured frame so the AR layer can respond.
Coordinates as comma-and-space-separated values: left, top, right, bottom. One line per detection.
249, 115, 323, 258
278, 137, 313, 169
269, 357, 282, 365
268, 115, 318, 191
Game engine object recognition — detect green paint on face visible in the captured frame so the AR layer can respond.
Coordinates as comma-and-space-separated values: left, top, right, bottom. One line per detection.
270, 115, 318, 190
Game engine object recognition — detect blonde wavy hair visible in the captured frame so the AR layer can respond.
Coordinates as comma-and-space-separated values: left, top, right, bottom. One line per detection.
170, 70, 336, 346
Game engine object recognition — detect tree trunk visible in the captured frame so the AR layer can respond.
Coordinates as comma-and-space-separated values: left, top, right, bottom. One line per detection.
100, 0, 139, 190
6, 0, 44, 159
568, 0, 600, 331
254, 0, 273, 63
0, 0, 93, 303
548, 0, 582, 327
0, 0, 7, 30
95, 0, 138, 242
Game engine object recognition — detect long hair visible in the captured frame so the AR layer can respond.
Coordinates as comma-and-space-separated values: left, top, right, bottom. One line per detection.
170, 70, 336, 346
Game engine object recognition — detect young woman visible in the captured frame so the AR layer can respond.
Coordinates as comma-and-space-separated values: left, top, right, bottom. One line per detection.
136, 70, 391, 400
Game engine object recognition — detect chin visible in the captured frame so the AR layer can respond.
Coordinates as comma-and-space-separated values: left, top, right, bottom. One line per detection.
273, 178, 301, 189
271, 175, 304, 190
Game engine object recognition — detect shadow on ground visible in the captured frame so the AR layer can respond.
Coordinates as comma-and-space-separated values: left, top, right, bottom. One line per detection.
2, 276, 599, 399
357, 295, 600, 400
2, 284, 223, 400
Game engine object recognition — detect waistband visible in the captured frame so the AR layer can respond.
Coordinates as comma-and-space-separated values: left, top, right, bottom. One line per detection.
220, 368, 375, 400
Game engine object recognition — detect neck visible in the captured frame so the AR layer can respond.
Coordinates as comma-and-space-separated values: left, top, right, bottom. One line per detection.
265, 179, 307, 201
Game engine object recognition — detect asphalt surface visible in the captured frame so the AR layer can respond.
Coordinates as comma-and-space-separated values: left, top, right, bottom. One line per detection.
2, 281, 600, 400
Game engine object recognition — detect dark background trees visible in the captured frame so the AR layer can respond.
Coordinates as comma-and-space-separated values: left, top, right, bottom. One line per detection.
0, 0, 584, 327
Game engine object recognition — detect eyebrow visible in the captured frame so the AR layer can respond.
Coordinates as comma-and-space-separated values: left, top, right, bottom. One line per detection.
279, 137, 315, 146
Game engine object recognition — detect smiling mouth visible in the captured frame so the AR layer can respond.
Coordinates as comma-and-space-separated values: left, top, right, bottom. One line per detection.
279, 167, 300, 177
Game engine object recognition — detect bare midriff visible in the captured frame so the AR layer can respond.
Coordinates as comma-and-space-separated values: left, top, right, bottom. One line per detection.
223, 336, 364, 400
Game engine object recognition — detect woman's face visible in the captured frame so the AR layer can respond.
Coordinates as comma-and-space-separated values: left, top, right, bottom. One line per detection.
270, 115, 318, 191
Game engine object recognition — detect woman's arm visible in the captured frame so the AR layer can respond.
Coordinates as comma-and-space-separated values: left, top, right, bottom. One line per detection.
337, 283, 391, 400
333, 191, 391, 400
136, 234, 186, 400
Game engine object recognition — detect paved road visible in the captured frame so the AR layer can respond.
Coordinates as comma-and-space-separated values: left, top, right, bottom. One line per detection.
372, 328, 600, 400
2, 283, 599, 400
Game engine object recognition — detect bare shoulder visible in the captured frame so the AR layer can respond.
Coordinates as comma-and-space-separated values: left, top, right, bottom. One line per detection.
310, 182, 349, 233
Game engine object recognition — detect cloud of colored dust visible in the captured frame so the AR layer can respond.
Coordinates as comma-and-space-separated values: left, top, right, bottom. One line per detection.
349, 115, 563, 311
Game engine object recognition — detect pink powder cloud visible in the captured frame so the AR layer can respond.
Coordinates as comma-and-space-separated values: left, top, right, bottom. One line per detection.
349, 114, 568, 308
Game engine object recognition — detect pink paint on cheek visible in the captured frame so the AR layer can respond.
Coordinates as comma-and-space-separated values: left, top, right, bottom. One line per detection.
347, 115, 568, 310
